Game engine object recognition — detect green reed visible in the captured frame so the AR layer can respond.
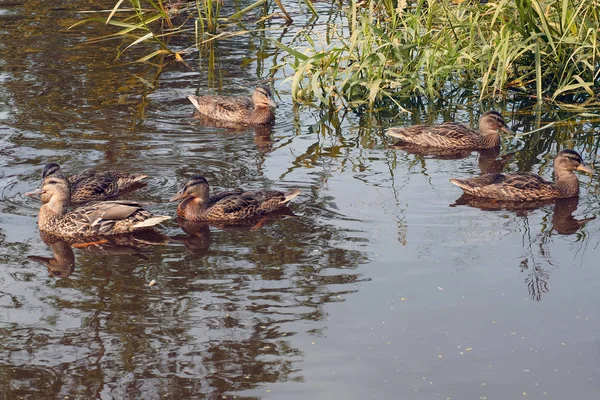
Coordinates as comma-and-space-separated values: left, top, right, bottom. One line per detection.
274, 0, 600, 109
71, 0, 296, 62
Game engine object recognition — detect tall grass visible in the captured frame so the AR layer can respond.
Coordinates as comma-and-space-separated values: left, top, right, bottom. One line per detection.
69, 0, 293, 62
71, 0, 600, 110
274, 0, 600, 109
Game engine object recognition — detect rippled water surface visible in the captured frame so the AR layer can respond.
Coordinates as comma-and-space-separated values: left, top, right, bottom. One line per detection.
1, 1, 600, 398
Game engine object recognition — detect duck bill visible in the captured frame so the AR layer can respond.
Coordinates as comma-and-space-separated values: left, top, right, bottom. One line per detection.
500, 125, 515, 135
24, 188, 43, 197
170, 192, 189, 202
268, 99, 278, 109
577, 164, 594, 176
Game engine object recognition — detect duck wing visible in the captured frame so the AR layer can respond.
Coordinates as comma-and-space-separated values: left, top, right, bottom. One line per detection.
61, 201, 160, 235
189, 95, 253, 122
208, 189, 244, 206
451, 173, 557, 200
69, 174, 119, 203
387, 122, 478, 148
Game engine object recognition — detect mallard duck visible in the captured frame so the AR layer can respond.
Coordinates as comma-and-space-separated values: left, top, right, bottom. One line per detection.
29, 173, 170, 237
170, 176, 300, 221
450, 149, 594, 201
26, 163, 147, 204
188, 85, 277, 125
387, 110, 514, 150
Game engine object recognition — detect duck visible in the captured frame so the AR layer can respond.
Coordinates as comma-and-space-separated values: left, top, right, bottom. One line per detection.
28, 173, 170, 237
188, 85, 277, 125
27, 163, 147, 204
170, 176, 300, 221
450, 149, 594, 201
387, 110, 514, 150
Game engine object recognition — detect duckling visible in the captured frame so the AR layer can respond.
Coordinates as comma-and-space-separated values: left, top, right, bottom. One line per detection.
29, 173, 170, 237
171, 176, 299, 221
188, 85, 277, 125
29, 163, 147, 204
450, 149, 594, 201
387, 110, 514, 150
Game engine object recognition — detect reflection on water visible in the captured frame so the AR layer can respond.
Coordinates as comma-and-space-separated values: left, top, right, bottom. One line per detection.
453, 195, 595, 301
1, 0, 600, 398
391, 145, 516, 174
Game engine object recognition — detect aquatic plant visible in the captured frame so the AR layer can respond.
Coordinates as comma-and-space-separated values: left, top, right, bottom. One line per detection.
69, 0, 303, 63
274, 0, 600, 109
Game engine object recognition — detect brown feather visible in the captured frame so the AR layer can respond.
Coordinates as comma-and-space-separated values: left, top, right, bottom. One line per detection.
34, 174, 169, 237
188, 85, 276, 125
450, 150, 593, 201
173, 176, 299, 222
387, 111, 513, 150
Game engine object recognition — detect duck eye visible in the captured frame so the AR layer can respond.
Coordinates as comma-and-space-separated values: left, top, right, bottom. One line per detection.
48, 179, 58, 185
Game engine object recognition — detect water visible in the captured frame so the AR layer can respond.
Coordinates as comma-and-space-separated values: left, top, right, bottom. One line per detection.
1, 0, 600, 398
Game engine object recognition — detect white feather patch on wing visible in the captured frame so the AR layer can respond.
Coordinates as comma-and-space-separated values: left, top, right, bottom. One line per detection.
132, 216, 171, 228
91, 218, 103, 227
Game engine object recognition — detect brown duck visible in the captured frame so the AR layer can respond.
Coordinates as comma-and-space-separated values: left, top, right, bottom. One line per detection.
188, 85, 277, 125
171, 176, 300, 221
450, 150, 594, 201
29, 173, 170, 237
27, 163, 147, 204
387, 110, 514, 150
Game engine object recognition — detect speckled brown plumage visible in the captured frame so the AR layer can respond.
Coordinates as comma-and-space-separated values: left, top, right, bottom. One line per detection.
387, 111, 514, 150
32, 173, 170, 237
38, 163, 147, 204
171, 176, 300, 221
450, 150, 594, 201
188, 85, 277, 125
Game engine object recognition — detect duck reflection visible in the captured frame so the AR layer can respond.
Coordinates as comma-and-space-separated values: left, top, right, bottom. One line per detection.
171, 218, 212, 254
392, 145, 514, 174
171, 208, 296, 255
452, 195, 595, 233
453, 195, 595, 301
28, 232, 75, 278
552, 197, 596, 234
28, 231, 170, 277
451, 193, 552, 214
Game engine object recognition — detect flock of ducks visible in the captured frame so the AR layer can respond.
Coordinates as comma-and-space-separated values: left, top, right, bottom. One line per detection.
25, 85, 594, 239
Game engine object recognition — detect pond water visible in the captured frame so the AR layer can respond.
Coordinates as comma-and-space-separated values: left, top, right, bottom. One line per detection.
1, 0, 600, 399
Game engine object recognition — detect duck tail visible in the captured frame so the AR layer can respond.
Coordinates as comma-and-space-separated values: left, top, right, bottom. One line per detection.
386, 128, 407, 140
133, 215, 171, 229
188, 95, 201, 112
283, 189, 301, 204
449, 178, 476, 193
132, 174, 148, 183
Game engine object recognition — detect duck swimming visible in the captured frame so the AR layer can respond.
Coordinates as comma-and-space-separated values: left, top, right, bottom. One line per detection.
28, 163, 147, 204
29, 173, 170, 237
171, 176, 299, 221
188, 85, 277, 125
387, 110, 514, 150
450, 149, 594, 201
